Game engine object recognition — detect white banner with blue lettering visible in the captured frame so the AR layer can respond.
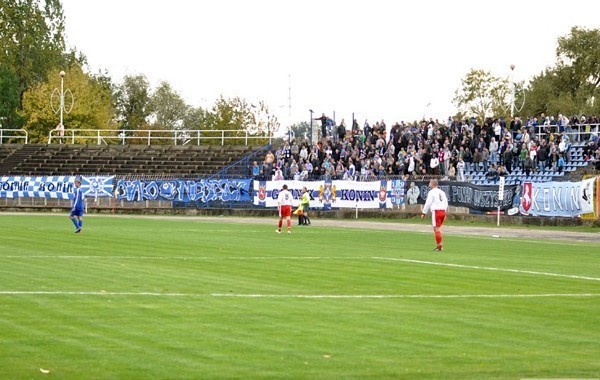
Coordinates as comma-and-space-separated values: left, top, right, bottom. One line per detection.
520, 178, 595, 217
0, 175, 114, 199
253, 179, 400, 209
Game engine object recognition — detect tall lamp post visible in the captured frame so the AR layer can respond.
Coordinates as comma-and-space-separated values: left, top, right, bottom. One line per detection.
51, 70, 74, 128
309, 109, 314, 146
509, 64, 516, 118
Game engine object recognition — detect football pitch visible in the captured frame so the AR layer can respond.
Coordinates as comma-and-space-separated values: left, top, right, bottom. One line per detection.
0, 214, 599, 379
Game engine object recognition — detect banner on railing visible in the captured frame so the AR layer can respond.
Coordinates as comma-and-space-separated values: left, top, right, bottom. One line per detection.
253, 180, 518, 211
0, 175, 114, 199
408, 180, 519, 211
114, 179, 251, 202
253, 180, 394, 209
520, 178, 596, 217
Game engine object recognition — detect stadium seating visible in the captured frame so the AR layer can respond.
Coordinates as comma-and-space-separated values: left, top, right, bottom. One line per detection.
0, 144, 261, 177
460, 142, 591, 185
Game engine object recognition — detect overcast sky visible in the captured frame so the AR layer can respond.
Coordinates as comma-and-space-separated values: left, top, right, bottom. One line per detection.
60, 0, 598, 129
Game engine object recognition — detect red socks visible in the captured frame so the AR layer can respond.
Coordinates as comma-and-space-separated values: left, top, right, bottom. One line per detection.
435, 230, 443, 247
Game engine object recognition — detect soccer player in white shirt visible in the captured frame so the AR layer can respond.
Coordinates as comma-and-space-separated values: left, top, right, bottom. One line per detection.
276, 184, 293, 234
421, 179, 449, 251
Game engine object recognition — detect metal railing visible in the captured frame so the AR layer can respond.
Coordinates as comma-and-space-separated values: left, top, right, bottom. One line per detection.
48, 128, 274, 146
0, 129, 28, 144
533, 123, 599, 143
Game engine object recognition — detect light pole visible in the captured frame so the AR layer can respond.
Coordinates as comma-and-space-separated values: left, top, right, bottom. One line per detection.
51, 70, 74, 128
309, 109, 314, 146
509, 64, 516, 119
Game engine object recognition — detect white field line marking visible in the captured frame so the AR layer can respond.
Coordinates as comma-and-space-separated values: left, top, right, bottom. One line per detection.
210, 293, 600, 299
1, 256, 356, 260
374, 257, 600, 282
4, 255, 598, 282
0, 291, 599, 299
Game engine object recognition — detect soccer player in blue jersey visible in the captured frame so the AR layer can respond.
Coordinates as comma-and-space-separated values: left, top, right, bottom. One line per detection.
70, 177, 85, 233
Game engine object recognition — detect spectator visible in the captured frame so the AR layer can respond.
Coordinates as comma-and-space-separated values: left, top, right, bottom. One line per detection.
272, 166, 284, 181
54, 122, 65, 144
314, 113, 328, 138
497, 164, 508, 177
299, 144, 308, 162
290, 140, 299, 162
337, 118, 346, 143
486, 164, 499, 182
557, 153, 566, 173
430, 154, 440, 175
456, 157, 466, 181
265, 150, 275, 165
251, 161, 260, 178
503, 147, 513, 173
489, 137, 499, 163
510, 116, 522, 139
537, 142, 548, 172
523, 155, 533, 177
472, 148, 483, 172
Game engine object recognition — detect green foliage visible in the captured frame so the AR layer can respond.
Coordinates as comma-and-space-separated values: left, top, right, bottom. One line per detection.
0, 0, 66, 106
523, 27, 600, 118
204, 95, 271, 145
289, 121, 310, 142
208, 95, 254, 130
21, 63, 115, 143
148, 81, 188, 130
556, 27, 600, 93
453, 69, 510, 122
0, 65, 24, 128
182, 106, 208, 131
114, 74, 151, 131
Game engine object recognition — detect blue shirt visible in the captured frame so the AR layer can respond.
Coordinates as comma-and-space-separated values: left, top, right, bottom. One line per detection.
72, 186, 85, 211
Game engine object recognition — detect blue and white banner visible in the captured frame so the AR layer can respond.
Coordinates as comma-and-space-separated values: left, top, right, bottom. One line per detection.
390, 179, 406, 207
253, 180, 393, 209
0, 175, 114, 199
520, 178, 596, 217
115, 179, 251, 203
81, 175, 115, 199
253, 180, 520, 211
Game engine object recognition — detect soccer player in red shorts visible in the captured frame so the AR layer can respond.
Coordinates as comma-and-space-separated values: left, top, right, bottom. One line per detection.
421, 179, 449, 251
276, 184, 293, 234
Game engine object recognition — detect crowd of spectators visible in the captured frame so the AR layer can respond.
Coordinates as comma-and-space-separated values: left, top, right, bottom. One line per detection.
252, 113, 600, 182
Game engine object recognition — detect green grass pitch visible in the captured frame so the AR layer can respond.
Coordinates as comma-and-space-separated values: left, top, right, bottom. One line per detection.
0, 214, 599, 379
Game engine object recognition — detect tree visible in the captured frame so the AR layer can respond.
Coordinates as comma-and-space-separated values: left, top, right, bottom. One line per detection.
523, 27, 600, 118
557, 27, 600, 96
114, 74, 151, 131
208, 96, 254, 130
148, 81, 188, 130
0, 65, 24, 129
453, 69, 511, 122
202, 96, 278, 145
289, 121, 310, 142
0, 0, 66, 110
21, 63, 115, 143
249, 100, 280, 138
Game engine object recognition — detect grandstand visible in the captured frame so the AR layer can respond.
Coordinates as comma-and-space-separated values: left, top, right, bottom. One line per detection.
0, 141, 595, 182
0, 144, 265, 178
464, 142, 590, 186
